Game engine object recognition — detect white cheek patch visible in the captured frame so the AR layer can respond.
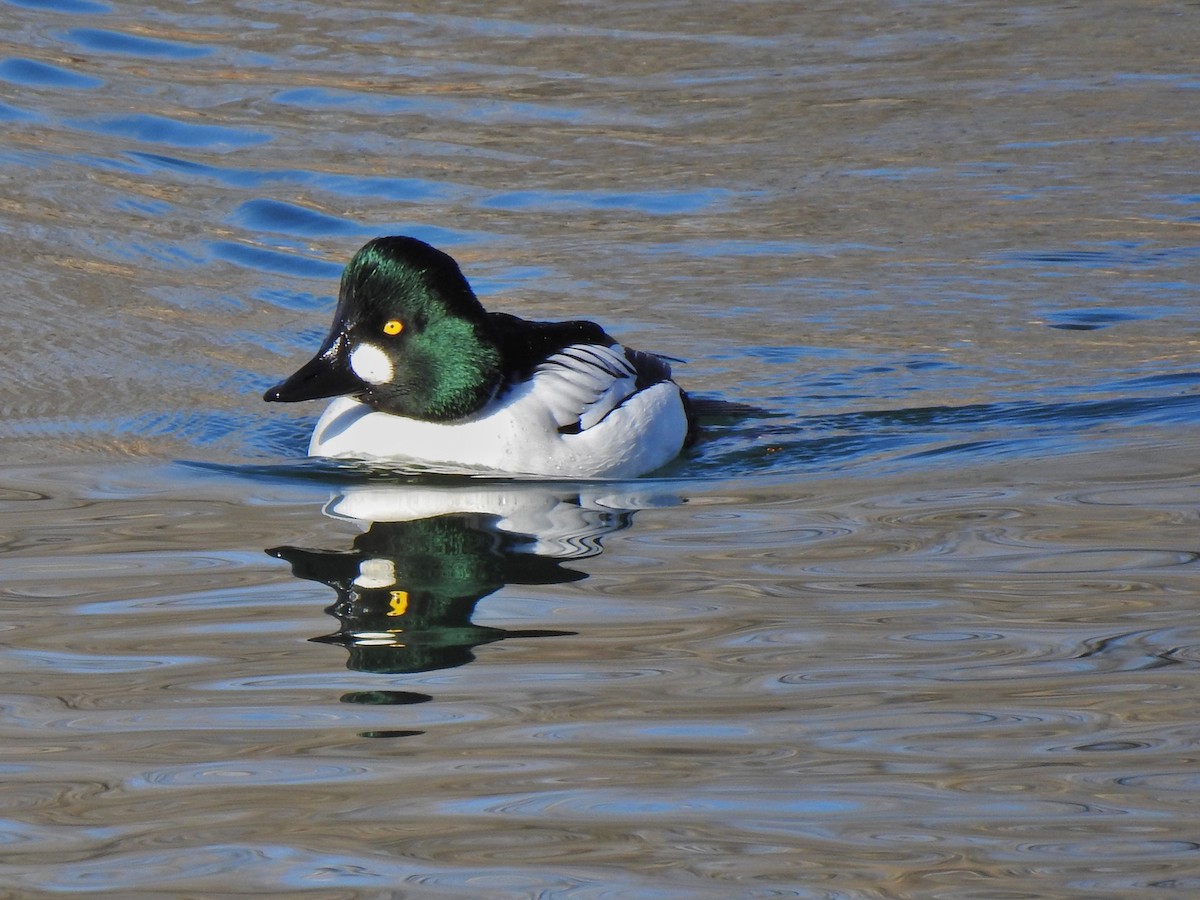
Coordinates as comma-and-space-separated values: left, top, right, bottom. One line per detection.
349, 343, 394, 385
353, 557, 396, 589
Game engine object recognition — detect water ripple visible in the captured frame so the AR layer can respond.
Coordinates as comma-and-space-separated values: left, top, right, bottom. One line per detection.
71, 113, 271, 150
4, 0, 111, 13
62, 27, 213, 59
207, 241, 341, 279
272, 85, 668, 128
232, 199, 365, 238
0, 57, 103, 90
127, 761, 374, 789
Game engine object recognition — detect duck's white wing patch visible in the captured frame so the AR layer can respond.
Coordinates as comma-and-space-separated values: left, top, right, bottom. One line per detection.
532, 343, 642, 432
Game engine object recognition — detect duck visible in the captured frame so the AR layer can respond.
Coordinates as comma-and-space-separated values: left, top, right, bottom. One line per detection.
263, 236, 693, 478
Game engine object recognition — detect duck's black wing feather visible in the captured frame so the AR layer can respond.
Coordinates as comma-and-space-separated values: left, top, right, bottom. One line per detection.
490, 313, 676, 384
488, 312, 684, 434
489, 313, 614, 380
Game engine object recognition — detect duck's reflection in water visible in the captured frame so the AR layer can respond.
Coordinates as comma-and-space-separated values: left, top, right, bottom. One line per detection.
269, 484, 675, 733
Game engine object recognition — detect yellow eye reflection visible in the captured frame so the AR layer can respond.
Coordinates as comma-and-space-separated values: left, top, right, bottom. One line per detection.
387, 590, 409, 617
382, 319, 404, 336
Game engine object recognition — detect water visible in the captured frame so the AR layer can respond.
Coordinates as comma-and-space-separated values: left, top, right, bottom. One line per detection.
2, 0, 1199, 895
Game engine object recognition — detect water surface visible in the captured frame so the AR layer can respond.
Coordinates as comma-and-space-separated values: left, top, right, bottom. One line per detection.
1, 0, 1198, 896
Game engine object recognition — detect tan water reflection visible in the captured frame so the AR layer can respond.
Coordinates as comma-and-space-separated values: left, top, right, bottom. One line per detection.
3, 456, 1199, 896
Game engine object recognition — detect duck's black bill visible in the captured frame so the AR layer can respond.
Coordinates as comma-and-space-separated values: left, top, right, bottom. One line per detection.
263, 332, 364, 403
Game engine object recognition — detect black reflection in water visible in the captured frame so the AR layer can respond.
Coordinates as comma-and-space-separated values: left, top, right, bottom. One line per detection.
270, 513, 586, 675
270, 484, 669, 698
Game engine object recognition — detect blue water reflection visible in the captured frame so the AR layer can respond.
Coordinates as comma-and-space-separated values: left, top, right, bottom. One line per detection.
63, 27, 212, 59
0, 58, 103, 90
233, 199, 367, 238
209, 242, 343, 280
75, 114, 270, 150
3, 0, 110, 13
0, 100, 37, 121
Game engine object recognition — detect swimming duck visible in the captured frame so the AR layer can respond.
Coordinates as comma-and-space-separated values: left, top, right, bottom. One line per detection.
263, 236, 692, 477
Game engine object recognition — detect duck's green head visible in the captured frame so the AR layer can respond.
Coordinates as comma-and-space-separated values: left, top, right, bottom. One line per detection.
264, 237, 503, 421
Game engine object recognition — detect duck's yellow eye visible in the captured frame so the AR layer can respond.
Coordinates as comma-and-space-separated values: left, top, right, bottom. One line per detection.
382, 319, 404, 336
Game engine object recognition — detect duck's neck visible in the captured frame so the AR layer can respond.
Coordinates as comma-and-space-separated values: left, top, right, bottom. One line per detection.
424, 319, 504, 420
